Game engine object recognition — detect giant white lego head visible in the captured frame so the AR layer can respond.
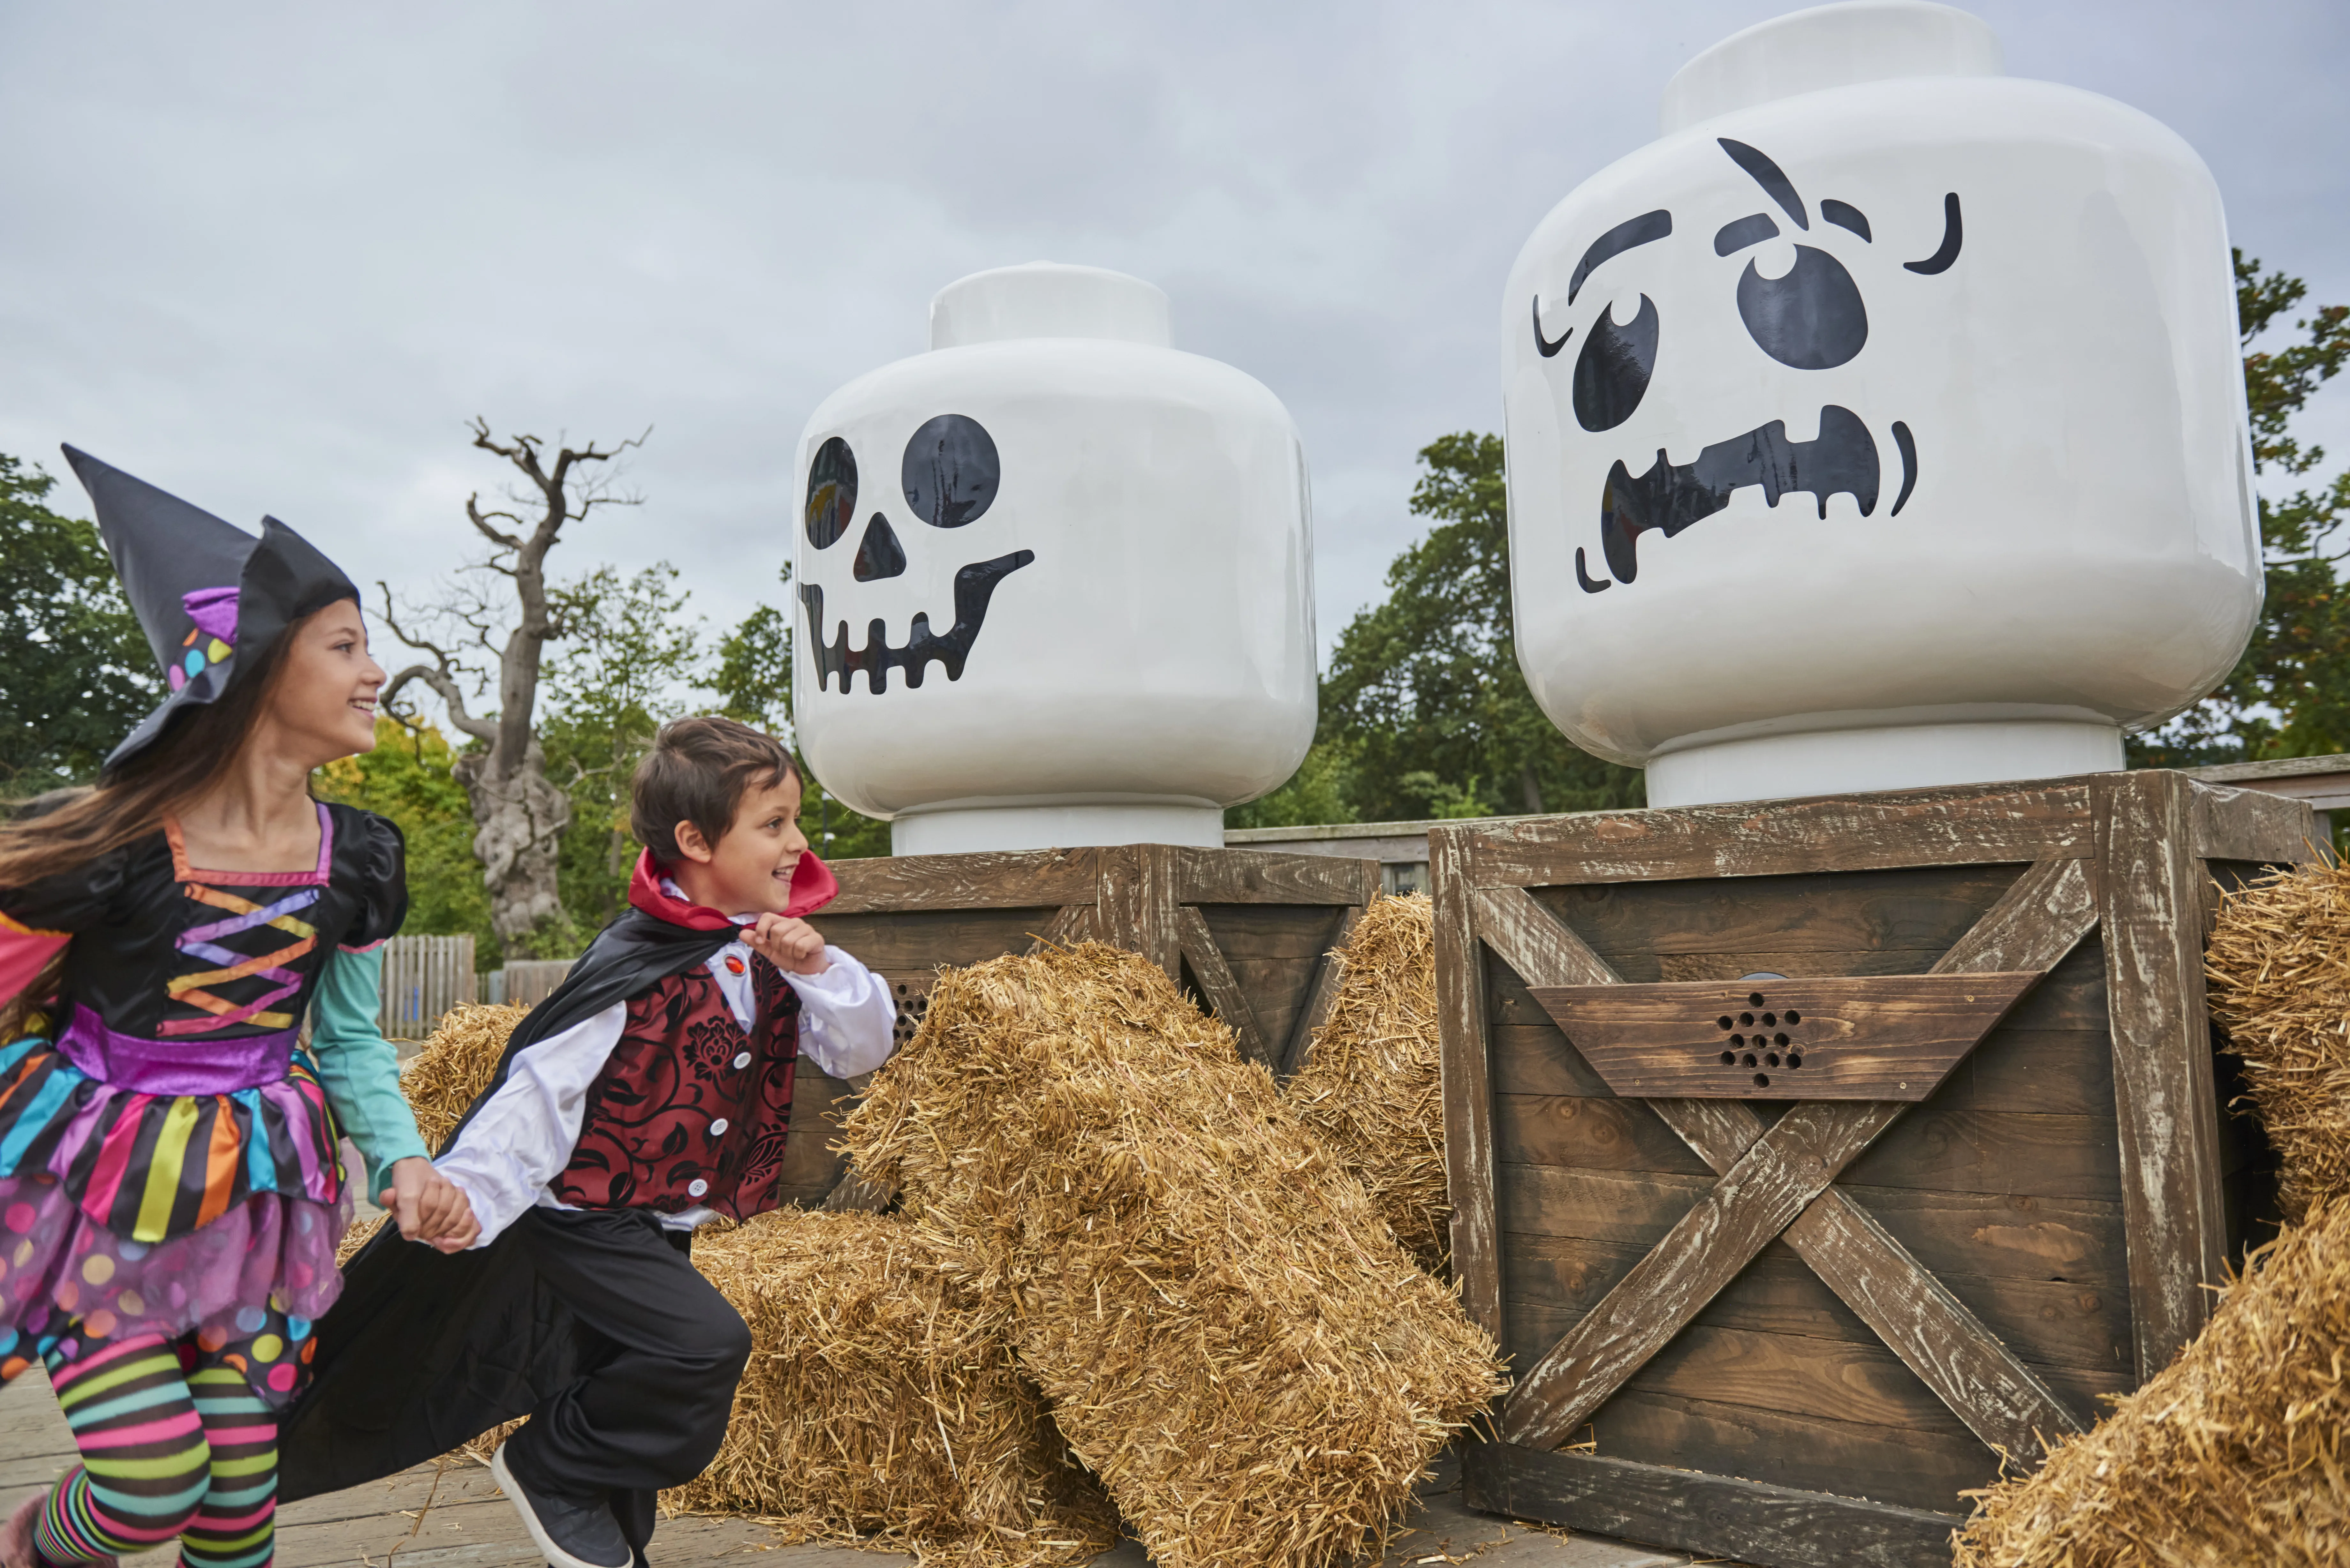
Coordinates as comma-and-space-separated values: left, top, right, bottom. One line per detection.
792, 263, 1317, 855
1503, 1, 2261, 808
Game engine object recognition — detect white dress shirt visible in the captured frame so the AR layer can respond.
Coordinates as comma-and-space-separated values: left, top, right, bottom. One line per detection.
436, 922, 895, 1248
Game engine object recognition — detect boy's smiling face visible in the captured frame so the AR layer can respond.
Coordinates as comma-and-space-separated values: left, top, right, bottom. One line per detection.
670, 771, 810, 916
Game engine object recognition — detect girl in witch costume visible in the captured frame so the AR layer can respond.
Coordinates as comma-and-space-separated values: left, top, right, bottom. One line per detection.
0, 449, 476, 1568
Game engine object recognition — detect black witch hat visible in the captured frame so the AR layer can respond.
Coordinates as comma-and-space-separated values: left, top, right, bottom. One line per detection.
62, 446, 361, 773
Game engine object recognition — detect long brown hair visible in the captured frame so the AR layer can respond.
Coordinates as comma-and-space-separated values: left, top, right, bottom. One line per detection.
0, 620, 308, 891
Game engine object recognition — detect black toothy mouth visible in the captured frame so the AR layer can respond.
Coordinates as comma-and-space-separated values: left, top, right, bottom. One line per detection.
1577, 405, 1917, 590
800, 550, 1035, 694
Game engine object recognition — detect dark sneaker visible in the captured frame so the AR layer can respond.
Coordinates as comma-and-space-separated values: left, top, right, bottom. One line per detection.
489, 1443, 632, 1568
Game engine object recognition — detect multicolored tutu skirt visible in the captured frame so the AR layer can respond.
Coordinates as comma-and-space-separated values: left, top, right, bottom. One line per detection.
0, 1034, 352, 1405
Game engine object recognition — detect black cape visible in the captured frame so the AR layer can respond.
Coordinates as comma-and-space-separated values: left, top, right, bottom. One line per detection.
278, 907, 732, 1502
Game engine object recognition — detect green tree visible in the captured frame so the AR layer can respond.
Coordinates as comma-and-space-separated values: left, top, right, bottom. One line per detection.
2133, 253, 2350, 765
314, 719, 498, 960
707, 562, 892, 861
540, 563, 704, 934
1310, 432, 1644, 824
0, 454, 161, 788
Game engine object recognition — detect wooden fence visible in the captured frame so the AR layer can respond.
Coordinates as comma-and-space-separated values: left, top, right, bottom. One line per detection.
378, 935, 477, 1039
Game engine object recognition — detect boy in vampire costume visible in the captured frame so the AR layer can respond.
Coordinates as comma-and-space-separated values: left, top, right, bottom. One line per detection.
279, 717, 895, 1568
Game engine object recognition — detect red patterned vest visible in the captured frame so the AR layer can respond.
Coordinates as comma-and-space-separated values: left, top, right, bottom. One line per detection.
551, 950, 800, 1220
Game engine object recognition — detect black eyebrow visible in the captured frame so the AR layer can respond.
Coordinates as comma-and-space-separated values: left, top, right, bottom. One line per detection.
1567, 210, 1673, 304
1718, 139, 1808, 230
1905, 193, 1963, 274
1714, 214, 1779, 255
1820, 199, 1871, 242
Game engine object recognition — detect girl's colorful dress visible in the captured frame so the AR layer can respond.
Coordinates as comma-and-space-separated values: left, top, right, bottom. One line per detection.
0, 799, 428, 1406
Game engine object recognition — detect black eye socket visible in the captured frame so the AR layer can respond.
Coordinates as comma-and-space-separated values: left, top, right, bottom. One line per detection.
1737, 245, 1867, 370
1573, 294, 1659, 433
901, 414, 1000, 528
805, 436, 857, 549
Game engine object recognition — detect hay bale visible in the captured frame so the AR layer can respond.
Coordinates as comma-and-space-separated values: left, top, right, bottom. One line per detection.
400, 1001, 533, 1152
2206, 857, 2350, 1221
1953, 1197, 2350, 1567
663, 1209, 1116, 1566
1284, 893, 1448, 1273
840, 942, 1506, 1568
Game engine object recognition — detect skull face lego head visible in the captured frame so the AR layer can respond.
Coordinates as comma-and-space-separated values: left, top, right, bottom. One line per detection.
1502, 1, 2261, 809
791, 263, 1317, 856
797, 414, 1034, 696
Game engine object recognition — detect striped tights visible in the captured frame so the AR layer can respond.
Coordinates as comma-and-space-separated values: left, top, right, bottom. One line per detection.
32, 1336, 275, 1568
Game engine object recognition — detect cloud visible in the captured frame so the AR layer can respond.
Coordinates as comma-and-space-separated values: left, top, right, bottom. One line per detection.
3, 0, 2344, 706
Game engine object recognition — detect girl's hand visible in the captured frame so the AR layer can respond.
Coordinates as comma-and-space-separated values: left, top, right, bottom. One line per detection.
382, 1157, 481, 1253
746, 915, 830, 976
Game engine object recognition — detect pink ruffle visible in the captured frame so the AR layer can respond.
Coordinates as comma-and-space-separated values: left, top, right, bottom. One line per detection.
0, 1172, 349, 1389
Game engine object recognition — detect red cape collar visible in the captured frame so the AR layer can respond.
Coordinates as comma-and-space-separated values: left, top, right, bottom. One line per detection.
626, 848, 840, 931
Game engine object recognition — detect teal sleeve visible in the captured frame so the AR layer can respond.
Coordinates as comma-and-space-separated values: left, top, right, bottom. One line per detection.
309, 945, 433, 1180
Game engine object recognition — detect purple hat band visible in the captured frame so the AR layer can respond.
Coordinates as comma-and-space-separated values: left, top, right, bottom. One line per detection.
183, 586, 241, 644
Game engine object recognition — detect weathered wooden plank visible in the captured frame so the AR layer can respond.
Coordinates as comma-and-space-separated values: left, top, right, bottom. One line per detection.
2190, 780, 2318, 865
1497, 1162, 1714, 1246
1494, 1094, 1716, 1176
1191, 901, 1353, 958
1027, 901, 1099, 950
1624, 1322, 1997, 1437
772, 1066, 855, 1201
1474, 884, 1616, 988
1585, 1388, 1998, 1518
1221, 954, 1315, 1050
1175, 904, 1275, 1068
1467, 779, 2096, 889
1276, 905, 1361, 1076
1430, 824, 1503, 1341
1501, 1163, 2127, 1285
820, 1166, 899, 1212
1537, 863, 2022, 961
808, 909, 1060, 971
2094, 771, 2228, 1378
1464, 1440, 1966, 1568
1490, 1021, 1615, 1098
1934, 856, 2099, 976
823, 848, 1097, 913
1505, 1238, 2133, 1374
1172, 845, 1378, 906
1941, 1028, 2116, 1118
1498, 1101, 1902, 1449
1133, 846, 1183, 978
1531, 972, 2037, 1101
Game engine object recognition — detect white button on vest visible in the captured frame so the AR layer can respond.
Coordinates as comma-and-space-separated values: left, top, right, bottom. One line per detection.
732, 1052, 752, 1070
687, 1178, 709, 1198
709, 1118, 730, 1136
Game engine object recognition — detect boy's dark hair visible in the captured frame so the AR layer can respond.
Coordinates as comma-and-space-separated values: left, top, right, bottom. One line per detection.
630, 716, 798, 863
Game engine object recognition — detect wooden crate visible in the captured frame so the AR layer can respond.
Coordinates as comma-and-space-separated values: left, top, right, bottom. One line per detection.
1430, 770, 2317, 1568
770, 842, 1382, 1208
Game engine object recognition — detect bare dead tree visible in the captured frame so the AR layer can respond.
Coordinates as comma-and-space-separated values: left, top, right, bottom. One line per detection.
381, 418, 646, 958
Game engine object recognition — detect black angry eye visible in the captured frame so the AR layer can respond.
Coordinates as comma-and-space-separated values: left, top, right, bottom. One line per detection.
901, 414, 1000, 528
1736, 245, 1867, 370
1573, 295, 1659, 433
805, 436, 857, 549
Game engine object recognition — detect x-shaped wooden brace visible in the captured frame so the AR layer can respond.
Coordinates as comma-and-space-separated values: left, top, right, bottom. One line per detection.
1479, 857, 2101, 1457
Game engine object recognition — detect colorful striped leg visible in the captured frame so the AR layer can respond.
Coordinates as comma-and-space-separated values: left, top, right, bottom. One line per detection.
34, 1337, 210, 1564
178, 1367, 275, 1568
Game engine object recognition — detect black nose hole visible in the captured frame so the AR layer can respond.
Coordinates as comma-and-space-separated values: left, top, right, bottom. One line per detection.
853, 514, 907, 581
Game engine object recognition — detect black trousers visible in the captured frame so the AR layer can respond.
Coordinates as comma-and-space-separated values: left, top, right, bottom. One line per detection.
501, 1209, 752, 1560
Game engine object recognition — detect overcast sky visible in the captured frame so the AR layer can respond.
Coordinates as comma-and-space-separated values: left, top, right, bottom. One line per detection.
5, 1, 2346, 709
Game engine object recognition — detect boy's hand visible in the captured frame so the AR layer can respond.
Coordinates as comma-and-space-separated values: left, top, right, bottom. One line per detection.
382, 1157, 482, 1253
746, 914, 830, 976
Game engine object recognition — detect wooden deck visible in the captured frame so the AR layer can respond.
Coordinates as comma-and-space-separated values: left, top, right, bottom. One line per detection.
0, 1373, 1694, 1567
